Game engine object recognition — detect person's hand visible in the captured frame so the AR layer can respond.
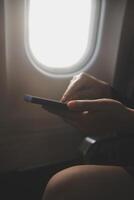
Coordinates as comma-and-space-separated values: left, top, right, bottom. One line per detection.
67, 99, 129, 135
46, 99, 129, 136
61, 73, 112, 103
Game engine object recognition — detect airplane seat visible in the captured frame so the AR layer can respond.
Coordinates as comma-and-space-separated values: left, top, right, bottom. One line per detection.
79, 135, 134, 167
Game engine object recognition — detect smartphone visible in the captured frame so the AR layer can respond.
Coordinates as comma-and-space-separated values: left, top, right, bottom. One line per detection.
24, 94, 69, 111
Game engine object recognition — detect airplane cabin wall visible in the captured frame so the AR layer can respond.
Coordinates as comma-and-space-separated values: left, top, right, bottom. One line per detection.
0, 0, 127, 171
114, 0, 134, 99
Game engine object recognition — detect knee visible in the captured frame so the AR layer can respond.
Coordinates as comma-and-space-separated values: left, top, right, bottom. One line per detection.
42, 165, 134, 200
42, 165, 100, 200
42, 168, 73, 200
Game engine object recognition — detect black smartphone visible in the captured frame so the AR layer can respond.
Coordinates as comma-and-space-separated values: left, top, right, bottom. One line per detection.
24, 94, 69, 111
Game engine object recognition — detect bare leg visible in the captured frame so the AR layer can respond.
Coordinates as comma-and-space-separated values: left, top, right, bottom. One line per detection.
42, 165, 134, 200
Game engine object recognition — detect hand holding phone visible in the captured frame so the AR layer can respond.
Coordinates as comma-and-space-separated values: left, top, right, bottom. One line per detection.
24, 95, 81, 129
24, 94, 69, 111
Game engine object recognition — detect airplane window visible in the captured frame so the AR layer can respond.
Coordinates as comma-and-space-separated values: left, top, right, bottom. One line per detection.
27, 0, 101, 75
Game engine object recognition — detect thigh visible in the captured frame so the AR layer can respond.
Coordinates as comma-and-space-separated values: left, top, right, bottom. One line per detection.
43, 165, 134, 200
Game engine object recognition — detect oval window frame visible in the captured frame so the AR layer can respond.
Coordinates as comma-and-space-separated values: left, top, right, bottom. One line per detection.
25, 0, 103, 77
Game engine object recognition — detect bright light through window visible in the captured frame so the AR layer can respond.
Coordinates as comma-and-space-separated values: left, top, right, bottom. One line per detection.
28, 0, 98, 71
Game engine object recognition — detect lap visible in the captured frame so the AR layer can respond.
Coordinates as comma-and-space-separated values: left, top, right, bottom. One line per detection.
43, 165, 134, 200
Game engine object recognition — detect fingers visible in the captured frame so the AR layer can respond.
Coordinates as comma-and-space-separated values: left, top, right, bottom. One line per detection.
67, 100, 98, 111
69, 88, 105, 100
61, 73, 108, 102
61, 73, 94, 102
61, 90, 91, 102
61, 75, 82, 102
67, 99, 116, 112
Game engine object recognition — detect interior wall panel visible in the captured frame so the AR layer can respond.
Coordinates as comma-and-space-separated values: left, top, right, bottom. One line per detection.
0, 0, 127, 171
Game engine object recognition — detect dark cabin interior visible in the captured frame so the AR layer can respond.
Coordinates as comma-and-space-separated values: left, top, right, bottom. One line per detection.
1, 0, 134, 200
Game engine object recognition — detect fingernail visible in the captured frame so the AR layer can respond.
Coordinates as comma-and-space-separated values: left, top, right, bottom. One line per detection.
61, 96, 66, 102
67, 101, 77, 109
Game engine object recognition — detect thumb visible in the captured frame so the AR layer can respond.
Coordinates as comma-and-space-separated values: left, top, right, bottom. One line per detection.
67, 98, 118, 111
67, 100, 103, 111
